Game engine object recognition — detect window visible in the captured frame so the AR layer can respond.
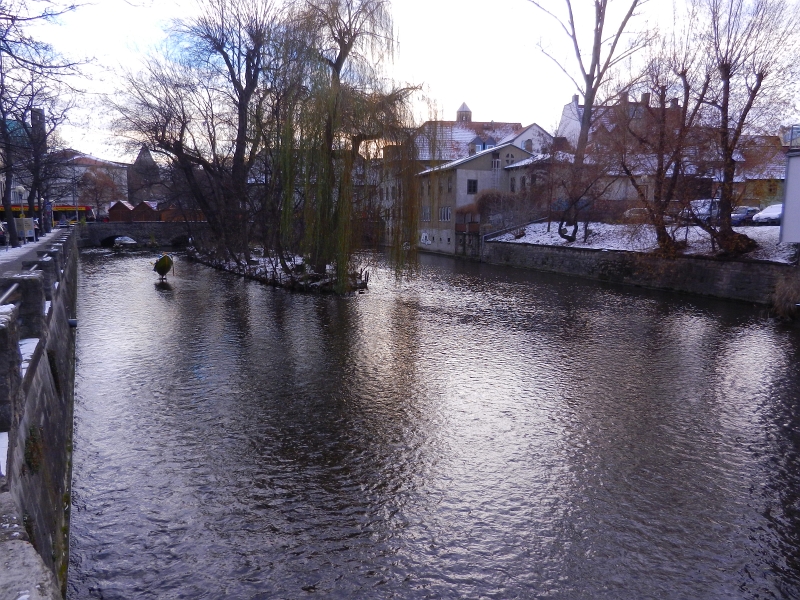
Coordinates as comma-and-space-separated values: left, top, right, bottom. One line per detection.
505, 152, 515, 165
391, 185, 396, 200
467, 179, 478, 194
421, 205, 431, 222
448, 177, 453, 192
510, 177, 516, 193
768, 181, 778, 195
439, 206, 452, 221
491, 159, 501, 169
420, 181, 424, 196
438, 179, 443, 194
521, 176, 527, 190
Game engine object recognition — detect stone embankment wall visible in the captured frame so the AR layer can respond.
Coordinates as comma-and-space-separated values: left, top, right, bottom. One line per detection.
0, 230, 78, 599
77, 221, 208, 248
483, 240, 796, 304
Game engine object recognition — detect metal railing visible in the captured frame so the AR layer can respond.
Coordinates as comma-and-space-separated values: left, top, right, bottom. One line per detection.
0, 230, 69, 306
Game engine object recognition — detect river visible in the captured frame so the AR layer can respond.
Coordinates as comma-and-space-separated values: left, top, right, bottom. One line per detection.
68, 249, 800, 599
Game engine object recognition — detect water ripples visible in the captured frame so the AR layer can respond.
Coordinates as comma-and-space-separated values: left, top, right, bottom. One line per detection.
68, 250, 800, 599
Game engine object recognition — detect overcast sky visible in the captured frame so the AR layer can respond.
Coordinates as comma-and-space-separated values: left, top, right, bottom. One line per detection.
30, 0, 671, 162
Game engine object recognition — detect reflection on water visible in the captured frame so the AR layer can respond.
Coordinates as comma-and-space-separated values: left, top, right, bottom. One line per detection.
69, 249, 800, 599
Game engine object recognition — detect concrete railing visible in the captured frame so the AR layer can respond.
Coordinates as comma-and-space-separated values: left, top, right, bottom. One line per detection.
0, 229, 78, 599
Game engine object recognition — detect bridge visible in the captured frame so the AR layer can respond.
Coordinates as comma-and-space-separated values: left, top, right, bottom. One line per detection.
76, 221, 209, 248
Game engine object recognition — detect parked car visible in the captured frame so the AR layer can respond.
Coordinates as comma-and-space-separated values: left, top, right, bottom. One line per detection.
679, 199, 720, 224
730, 206, 760, 226
752, 203, 783, 225
622, 207, 649, 223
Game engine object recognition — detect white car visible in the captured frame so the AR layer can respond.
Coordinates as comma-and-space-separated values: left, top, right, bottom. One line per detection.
751, 204, 782, 225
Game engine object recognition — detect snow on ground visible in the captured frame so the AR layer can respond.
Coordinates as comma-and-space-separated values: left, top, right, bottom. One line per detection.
0, 431, 7, 477
19, 337, 39, 379
494, 222, 797, 263
0, 233, 63, 269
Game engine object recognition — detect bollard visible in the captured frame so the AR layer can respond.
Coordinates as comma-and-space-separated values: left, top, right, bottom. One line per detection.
0, 303, 21, 433
23, 257, 56, 301
42, 246, 63, 276
0, 272, 46, 340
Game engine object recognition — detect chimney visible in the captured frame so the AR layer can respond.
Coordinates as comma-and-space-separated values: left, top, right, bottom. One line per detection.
620, 91, 629, 104
641, 93, 650, 107
670, 98, 679, 109
572, 94, 579, 106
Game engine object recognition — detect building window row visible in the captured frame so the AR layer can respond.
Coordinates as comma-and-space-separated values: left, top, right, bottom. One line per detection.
439, 206, 452, 222
421, 205, 431, 222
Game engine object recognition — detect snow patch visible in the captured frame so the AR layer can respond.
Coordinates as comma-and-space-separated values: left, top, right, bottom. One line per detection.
44, 301, 51, 316
19, 338, 40, 379
0, 431, 7, 477
494, 222, 797, 263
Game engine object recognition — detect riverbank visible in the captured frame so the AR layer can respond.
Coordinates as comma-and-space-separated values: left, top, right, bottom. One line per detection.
0, 229, 77, 599
186, 247, 368, 293
482, 223, 799, 307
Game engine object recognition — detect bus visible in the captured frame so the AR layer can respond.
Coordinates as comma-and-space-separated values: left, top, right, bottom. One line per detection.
51, 204, 97, 225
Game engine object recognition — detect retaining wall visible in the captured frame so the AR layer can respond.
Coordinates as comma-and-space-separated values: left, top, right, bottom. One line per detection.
0, 230, 78, 599
482, 239, 796, 304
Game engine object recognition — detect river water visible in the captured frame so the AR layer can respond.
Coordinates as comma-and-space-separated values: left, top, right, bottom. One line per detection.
68, 249, 800, 599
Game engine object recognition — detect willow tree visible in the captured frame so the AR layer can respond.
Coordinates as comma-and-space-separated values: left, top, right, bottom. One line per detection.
300, 0, 402, 286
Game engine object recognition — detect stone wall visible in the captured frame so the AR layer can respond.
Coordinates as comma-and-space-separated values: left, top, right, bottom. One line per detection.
0, 230, 78, 598
76, 221, 208, 248
482, 239, 797, 305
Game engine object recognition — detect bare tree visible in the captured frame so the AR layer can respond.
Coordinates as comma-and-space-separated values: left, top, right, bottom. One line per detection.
607, 7, 713, 253
529, 0, 651, 240
116, 0, 415, 291
78, 165, 124, 216
116, 0, 277, 262
700, 0, 800, 254
0, 0, 77, 245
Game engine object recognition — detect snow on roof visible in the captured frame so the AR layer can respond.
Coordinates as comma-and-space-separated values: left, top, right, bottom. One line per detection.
741, 152, 787, 181
418, 142, 526, 175
110, 201, 134, 211
415, 120, 523, 162
70, 153, 129, 169
498, 123, 552, 146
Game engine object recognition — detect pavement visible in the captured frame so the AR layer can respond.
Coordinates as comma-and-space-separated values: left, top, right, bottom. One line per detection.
0, 229, 70, 276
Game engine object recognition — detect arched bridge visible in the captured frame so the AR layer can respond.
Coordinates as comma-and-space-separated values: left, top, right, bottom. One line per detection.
76, 222, 209, 248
